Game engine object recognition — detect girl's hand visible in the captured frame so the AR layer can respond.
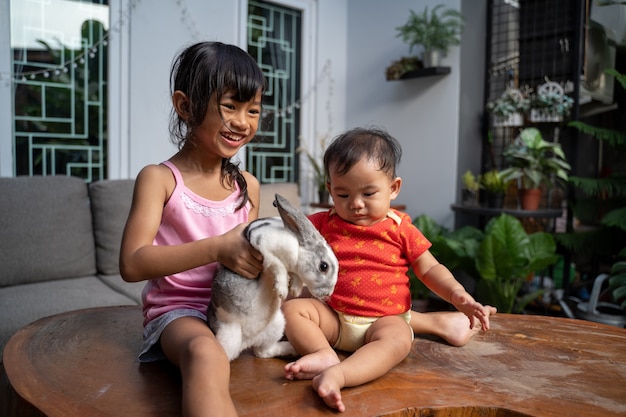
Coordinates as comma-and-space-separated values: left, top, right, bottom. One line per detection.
450, 289, 493, 331
217, 223, 264, 279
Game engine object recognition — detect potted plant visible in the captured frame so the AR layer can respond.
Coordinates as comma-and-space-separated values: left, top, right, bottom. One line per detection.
486, 88, 529, 127
479, 170, 511, 208
529, 80, 574, 123
474, 214, 559, 313
461, 170, 479, 206
385, 56, 423, 81
500, 127, 571, 210
297, 146, 328, 203
394, 4, 464, 68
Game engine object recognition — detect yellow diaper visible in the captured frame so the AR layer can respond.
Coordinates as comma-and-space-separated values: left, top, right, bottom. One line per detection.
333, 310, 413, 352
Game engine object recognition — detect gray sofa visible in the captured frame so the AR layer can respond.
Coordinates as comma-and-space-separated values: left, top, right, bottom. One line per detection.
0, 175, 300, 355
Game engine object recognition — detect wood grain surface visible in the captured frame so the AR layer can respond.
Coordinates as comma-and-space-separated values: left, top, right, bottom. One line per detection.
3, 306, 625, 417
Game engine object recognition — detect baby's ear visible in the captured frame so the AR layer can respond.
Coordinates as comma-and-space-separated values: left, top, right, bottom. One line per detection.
390, 176, 402, 199
172, 91, 191, 120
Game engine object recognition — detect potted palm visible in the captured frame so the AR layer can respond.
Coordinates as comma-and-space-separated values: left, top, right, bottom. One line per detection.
500, 128, 571, 210
394, 4, 464, 68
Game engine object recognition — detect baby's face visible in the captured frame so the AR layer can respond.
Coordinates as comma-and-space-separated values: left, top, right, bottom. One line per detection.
327, 158, 400, 226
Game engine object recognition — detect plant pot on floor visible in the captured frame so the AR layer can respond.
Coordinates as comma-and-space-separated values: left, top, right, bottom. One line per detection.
520, 188, 542, 210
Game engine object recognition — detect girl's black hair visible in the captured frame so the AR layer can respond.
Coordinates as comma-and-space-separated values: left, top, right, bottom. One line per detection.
323, 127, 402, 180
169, 41, 267, 211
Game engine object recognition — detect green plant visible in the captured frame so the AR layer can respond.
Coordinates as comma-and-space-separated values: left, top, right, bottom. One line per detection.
474, 214, 559, 313
479, 170, 510, 193
555, 69, 626, 263
608, 258, 626, 309
462, 170, 480, 193
385, 56, 422, 80
297, 143, 327, 194
414, 214, 558, 313
531, 92, 574, 117
413, 214, 483, 283
500, 127, 571, 190
395, 4, 464, 56
486, 88, 530, 118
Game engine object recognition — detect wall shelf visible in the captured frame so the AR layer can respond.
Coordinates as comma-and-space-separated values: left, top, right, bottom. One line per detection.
387, 66, 451, 81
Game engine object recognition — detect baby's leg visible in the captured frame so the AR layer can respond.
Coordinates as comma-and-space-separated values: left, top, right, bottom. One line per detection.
410, 306, 497, 347
282, 298, 340, 380
312, 315, 413, 412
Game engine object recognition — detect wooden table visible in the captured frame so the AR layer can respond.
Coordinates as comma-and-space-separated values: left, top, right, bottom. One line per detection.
3, 306, 626, 417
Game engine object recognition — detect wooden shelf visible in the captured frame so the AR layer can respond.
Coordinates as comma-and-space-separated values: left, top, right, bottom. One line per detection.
392, 66, 451, 80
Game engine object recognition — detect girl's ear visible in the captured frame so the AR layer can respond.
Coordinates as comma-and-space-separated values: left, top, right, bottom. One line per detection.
172, 91, 191, 120
390, 176, 402, 200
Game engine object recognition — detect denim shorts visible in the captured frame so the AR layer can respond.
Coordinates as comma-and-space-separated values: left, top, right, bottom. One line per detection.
139, 308, 207, 362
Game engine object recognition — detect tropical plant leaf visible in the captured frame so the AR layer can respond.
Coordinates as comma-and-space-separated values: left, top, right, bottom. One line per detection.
568, 121, 626, 148
568, 175, 626, 198
606, 68, 626, 91
601, 207, 626, 231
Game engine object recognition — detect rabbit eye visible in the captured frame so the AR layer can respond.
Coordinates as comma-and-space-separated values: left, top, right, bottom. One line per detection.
319, 261, 329, 272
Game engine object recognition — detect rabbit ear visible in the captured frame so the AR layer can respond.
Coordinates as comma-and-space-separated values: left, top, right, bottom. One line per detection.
273, 194, 318, 246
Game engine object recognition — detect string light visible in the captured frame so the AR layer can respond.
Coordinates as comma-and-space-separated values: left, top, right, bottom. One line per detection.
1, 0, 331, 118
1, 0, 141, 82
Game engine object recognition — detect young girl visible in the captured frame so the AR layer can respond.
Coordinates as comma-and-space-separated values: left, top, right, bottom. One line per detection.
282, 127, 495, 413
119, 41, 266, 417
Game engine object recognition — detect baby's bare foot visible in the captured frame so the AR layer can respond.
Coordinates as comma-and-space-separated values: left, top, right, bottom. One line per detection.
312, 366, 346, 412
438, 307, 497, 347
284, 348, 340, 380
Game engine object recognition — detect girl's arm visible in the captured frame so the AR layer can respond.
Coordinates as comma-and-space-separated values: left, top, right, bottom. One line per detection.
413, 251, 491, 330
119, 164, 263, 282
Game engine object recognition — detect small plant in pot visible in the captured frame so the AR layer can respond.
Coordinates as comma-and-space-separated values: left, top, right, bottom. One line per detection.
500, 127, 571, 210
479, 170, 511, 208
486, 88, 530, 127
394, 4, 464, 68
461, 170, 480, 206
529, 79, 574, 123
297, 145, 328, 203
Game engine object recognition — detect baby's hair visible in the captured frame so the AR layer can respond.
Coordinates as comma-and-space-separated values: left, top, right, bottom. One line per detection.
323, 127, 402, 180
168, 41, 267, 210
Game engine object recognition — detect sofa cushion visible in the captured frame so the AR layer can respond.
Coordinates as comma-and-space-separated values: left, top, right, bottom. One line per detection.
98, 274, 144, 305
0, 276, 138, 352
0, 176, 96, 287
89, 179, 135, 275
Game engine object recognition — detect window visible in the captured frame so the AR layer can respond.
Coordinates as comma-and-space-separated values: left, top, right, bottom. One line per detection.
10, 0, 109, 181
247, 0, 302, 184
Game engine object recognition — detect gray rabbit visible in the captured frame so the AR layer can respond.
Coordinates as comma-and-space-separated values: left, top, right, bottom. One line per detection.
207, 194, 338, 361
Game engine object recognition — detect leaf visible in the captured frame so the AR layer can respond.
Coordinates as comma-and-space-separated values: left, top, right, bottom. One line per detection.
568, 121, 626, 148
601, 207, 626, 231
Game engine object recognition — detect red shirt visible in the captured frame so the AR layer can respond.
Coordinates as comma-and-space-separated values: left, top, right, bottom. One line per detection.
308, 209, 431, 317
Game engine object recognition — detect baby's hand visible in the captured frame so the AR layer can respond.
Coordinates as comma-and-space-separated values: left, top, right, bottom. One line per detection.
218, 224, 263, 278
450, 289, 494, 331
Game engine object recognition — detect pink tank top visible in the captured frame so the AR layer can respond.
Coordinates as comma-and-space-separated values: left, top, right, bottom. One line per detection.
142, 161, 251, 326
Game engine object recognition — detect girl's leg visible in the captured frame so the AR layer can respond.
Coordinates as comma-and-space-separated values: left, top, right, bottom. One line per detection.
282, 298, 341, 380
160, 316, 237, 417
410, 308, 497, 347
313, 315, 413, 412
